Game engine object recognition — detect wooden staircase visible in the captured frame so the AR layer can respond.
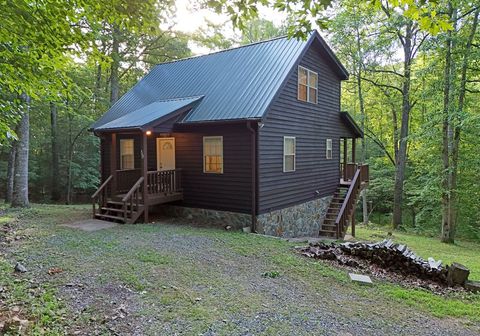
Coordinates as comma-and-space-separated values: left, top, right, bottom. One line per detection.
92, 175, 145, 224
319, 164, 369, 239
319, 186, 349, 238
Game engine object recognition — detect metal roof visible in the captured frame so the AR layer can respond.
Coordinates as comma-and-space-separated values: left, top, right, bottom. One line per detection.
95, 96, 203, 131
92, 32, 348, 130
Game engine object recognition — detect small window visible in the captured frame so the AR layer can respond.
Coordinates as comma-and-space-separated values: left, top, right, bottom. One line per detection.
326, 139, 332, 159
120, 139, 134, 170
298, 66, 318, 104
283, 136, 296, 172
203, 136, 223, 173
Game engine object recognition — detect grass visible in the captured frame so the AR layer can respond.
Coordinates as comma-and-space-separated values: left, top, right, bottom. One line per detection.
0, 203, 479, 334
355, 225, 480, 281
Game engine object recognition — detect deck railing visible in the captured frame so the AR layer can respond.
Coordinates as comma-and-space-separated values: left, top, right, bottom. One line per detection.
340, 163, 369, 183
146, 169, 182, 195
121, 176, 144, 222
91, 175, 112, 218
116, 169, 141, 193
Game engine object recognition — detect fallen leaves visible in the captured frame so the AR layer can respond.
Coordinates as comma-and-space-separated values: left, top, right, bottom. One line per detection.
48, 267, 63, 275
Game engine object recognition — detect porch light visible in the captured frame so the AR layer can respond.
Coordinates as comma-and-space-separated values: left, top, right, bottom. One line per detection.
146, 130, 152, 136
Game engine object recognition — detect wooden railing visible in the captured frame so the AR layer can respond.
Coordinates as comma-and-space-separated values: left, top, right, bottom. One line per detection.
91, 175, 113, 218
121, 176, 144, 222
335, 167, 362, 239
116, 169, 141, 193
341, 163, 369, 183
146, 169, 182, 195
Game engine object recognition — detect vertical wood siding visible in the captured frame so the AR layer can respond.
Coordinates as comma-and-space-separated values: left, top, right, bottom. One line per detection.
258, 40, 354, 214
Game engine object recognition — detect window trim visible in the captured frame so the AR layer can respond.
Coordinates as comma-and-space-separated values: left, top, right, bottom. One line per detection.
119, 138, 135, 170
297, 65, 318, 104
326, 138, 333, 160
283, 136, 296, 172
203, 136, 224, 174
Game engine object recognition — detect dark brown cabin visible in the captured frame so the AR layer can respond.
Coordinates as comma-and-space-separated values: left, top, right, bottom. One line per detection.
91, 32, 368, 239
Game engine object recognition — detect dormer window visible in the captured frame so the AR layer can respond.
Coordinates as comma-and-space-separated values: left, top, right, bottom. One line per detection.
298, 66, 318, 104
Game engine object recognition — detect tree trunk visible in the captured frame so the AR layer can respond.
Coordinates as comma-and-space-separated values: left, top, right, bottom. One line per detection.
392, 22, 413, 229
50, 102, 61, 201
443, 8, 479, 243
355, 26, 369, 226
11, 94, 30, 208
441, 4, 455, 243
5, 142, 16, 203
110, 26, 120, 105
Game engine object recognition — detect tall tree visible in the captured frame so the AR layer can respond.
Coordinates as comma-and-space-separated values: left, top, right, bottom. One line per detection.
50, 102, 61, 201
11, 95, 30, 207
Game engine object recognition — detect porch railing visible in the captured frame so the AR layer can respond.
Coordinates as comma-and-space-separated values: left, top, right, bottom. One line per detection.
146, 169, 182, 195
340, 163, 369, 183
335, 167, 362, 238
116, 169, 141, 193
121, 176, 144, 222
91, 175, 112, 218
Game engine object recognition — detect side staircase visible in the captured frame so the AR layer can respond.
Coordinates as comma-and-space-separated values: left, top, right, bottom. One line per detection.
319, 164, 369, 239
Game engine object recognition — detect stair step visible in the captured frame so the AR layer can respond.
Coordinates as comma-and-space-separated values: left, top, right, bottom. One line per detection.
322, 224, 337, 231
101, 207, 126, 213
107, 200, 142, 207
95, 213, 126, 222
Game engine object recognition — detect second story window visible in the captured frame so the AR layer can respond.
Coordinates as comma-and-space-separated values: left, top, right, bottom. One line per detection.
120, 139, 134, 170
298, 66, 318, 104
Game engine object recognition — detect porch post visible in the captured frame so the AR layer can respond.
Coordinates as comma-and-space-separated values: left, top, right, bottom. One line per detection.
351, 211, 356, 237
142, 132, 149, 223
110, 133, 117, 195
343, 138, 347, 181
352, 138, 356, 164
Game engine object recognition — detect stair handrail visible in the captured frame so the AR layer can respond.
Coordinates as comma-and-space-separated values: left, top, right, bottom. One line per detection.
122, 176, 144, 222
335, 167, 361, 238
91, 175, 113, 218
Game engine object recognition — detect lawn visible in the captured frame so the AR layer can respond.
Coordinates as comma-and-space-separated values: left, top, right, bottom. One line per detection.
1, 204, 479, 335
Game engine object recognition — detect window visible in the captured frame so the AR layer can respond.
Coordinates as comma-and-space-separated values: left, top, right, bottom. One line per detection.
203, 136, 223, 173
120, 139, 134, 170
326, 139, 332, 159
298, 66, 318, 104
283, 136, 296, 172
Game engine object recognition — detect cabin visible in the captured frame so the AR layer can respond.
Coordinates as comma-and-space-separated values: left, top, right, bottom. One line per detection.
90, 31, 368, 239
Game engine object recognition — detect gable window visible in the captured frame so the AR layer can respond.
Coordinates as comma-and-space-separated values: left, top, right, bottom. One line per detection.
298, 66, 318, 104
326, 139, 332, 159
283, 136, 296, 172
120, 139, 134, 170
203, 136, 223, 173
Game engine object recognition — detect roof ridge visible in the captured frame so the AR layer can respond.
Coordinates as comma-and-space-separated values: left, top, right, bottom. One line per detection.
154, 35, 290, 67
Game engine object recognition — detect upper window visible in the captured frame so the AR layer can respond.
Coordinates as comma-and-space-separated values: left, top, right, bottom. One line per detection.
283, 136, 296, 172
298, 66, 318, 104
120, 139, 134, 170
326, 139, 332, 159
203, 136, 223, 173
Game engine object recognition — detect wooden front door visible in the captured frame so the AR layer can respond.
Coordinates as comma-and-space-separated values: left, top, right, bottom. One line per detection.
156, 138, 175, 171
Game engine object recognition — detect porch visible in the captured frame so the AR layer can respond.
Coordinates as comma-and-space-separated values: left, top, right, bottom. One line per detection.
92, 131, 183, 224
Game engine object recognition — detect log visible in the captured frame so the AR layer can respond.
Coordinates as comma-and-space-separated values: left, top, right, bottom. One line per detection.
446, 263, 470, 286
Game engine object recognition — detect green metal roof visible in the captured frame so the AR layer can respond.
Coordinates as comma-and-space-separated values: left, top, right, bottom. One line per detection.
94, 96, 203, 131
92, 32, 348, 131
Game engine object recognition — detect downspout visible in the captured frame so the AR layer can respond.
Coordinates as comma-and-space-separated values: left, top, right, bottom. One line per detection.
247, 121, 257, 232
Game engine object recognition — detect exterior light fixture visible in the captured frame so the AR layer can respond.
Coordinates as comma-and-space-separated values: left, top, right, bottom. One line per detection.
146, 130, 152, 136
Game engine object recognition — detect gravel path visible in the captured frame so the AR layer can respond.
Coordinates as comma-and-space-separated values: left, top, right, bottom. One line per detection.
5, 209, 480, 336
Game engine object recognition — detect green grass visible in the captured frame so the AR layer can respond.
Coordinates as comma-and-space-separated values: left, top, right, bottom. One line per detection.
1, 203, 480, 333
355, 225, 480, 280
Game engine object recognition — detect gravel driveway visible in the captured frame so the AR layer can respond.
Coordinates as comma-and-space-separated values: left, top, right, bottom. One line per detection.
3, 206, 479, 335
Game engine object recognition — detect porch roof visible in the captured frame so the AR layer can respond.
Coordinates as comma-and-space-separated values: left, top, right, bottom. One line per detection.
94, 96, 203, 132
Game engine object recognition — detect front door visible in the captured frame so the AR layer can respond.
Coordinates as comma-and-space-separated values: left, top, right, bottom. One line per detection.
156, 138, 175, 171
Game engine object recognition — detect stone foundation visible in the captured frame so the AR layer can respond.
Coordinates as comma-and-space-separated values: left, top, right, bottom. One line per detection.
256, 196, 332, 238
159, 205, 251, 230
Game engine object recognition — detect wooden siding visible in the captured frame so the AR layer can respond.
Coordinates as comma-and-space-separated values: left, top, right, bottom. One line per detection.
173, 124, 252, 213
99, 124, 253, 214
258, 40, 354, 214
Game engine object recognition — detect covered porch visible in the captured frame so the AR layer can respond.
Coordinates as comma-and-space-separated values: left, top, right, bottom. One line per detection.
91, 96, 204, 224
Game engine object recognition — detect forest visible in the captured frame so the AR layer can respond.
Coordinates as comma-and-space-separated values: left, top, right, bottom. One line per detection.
1, 0, 479, 244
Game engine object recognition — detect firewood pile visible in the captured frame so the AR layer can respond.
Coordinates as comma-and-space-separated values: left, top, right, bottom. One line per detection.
299, 239, 475, 288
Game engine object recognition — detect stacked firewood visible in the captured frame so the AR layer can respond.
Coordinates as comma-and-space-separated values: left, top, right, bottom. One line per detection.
299, 239, 449, 283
